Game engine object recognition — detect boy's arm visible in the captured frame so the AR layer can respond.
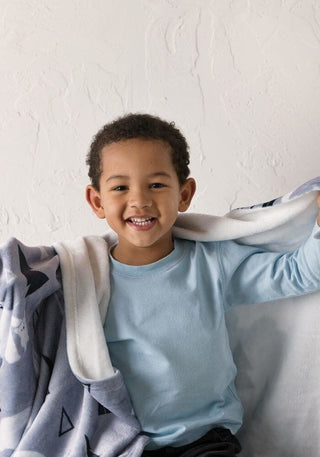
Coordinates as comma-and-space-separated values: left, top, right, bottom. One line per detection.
220, 211, 320, 307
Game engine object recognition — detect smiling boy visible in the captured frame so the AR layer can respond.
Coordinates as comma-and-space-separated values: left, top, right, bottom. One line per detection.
85, 113, 320, 457
86, 138, 195, 266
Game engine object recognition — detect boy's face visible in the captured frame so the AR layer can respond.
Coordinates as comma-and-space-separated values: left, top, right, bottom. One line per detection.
86, 138, 196, 265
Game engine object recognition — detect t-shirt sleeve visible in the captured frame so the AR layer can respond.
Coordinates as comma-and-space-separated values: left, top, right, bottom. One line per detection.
218, 219, 320, 307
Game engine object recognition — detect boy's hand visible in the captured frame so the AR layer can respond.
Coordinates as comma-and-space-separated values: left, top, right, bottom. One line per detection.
318, 195, 320, 226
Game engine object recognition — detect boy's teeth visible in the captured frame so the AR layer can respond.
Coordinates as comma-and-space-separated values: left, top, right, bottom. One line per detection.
129, 217, 153, 226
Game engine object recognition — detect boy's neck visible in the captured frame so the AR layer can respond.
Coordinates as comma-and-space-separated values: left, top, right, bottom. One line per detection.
111, 240, 175, 266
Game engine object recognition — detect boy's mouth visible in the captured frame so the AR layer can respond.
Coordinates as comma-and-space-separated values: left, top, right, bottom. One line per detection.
127, 217, 155, 227
126, 217, 156, 228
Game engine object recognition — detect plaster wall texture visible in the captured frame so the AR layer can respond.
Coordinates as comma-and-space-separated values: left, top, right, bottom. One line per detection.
0, 0, 320, 245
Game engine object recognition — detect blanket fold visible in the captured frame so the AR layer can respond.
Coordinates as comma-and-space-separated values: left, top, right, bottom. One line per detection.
0, 236, 147, 457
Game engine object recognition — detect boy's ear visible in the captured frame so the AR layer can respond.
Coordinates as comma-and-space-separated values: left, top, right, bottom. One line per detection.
178, 178, 196, 213
86, 185, 106, 219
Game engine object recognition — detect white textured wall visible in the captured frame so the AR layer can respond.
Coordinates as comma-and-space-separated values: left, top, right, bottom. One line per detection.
1, 0, 320, 245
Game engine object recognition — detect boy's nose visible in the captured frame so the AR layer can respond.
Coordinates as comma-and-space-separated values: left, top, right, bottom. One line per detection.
129, 190, 152, 208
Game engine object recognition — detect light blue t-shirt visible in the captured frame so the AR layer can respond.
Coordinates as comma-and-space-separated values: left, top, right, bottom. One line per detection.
104, 224, 320, 449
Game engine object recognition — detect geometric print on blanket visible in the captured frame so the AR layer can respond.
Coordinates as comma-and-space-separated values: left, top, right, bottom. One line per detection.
18, 246, 49, 297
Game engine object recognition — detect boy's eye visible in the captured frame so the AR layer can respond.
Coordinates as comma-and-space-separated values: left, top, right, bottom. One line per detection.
113, 185, 128, 191
150, 183, 165, 189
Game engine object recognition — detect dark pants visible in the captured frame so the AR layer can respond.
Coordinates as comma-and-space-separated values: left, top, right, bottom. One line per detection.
142, 428, 241, 457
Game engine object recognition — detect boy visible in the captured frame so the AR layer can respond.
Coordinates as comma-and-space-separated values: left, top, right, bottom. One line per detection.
85, 113, 320, 457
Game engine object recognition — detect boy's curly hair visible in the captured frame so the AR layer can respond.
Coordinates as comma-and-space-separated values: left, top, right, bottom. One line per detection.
86, 113, 190, 190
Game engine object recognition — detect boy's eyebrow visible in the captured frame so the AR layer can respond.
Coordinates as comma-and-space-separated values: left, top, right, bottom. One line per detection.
148, 172, 172, 179
105, 175, 129, 182
105, 172, 172, 182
